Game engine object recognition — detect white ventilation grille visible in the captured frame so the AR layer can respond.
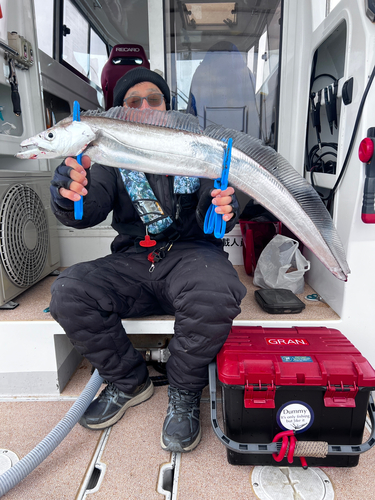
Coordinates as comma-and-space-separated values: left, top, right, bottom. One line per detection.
0, 183, 49, 287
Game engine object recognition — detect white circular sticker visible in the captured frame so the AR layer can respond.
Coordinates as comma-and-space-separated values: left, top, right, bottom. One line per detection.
277, 402, 314, 433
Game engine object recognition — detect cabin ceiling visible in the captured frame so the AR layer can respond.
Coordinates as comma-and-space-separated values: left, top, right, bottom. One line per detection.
173, 0, 281, 54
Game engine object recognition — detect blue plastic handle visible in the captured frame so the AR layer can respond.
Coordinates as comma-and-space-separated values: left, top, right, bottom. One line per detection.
73, 101, 83, 220
204, 138, 232, 239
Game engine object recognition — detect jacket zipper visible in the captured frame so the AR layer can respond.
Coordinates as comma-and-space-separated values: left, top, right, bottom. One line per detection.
168, 176, 180, 221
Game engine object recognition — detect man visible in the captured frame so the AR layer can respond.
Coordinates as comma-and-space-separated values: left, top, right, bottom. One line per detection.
49, 67, 246, 453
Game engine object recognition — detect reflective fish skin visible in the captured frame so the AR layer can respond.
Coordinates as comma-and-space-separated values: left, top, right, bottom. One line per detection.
16, 108, 350, 281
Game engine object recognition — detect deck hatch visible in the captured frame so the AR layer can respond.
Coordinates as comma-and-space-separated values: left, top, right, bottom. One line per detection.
251, 466, 334, 499
0, 449, 19, 475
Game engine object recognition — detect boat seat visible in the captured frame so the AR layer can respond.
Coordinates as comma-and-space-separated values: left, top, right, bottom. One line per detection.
204, 105, 248, 133
101, 44, 150, 109
187, 41, 259, 137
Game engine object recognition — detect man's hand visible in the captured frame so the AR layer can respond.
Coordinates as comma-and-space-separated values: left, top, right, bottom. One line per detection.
211, 186, 235, 221
58, 156, 91, 201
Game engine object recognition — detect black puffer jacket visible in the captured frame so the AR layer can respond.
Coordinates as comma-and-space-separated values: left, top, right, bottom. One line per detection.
51, 162, 240, 251
50, 162, 246, 392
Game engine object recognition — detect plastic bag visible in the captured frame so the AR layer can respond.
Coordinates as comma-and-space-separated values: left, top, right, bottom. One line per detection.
253, 234, 310, 294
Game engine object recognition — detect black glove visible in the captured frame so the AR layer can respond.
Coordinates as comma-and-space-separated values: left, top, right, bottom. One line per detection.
50, 160, 90, 210
226, 191, 240, 232
196, 186, 214, 229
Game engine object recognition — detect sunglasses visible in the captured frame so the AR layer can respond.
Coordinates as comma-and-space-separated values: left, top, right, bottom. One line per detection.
123, 93, 164, 109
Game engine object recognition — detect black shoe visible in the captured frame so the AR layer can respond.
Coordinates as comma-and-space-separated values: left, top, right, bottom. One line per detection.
80, 377, 154, 430
161, 386, 202, 452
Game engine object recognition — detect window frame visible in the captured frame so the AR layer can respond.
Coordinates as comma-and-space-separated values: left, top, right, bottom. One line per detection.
56, 0, 109, 91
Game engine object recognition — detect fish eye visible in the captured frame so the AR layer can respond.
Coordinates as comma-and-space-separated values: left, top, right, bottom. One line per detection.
46, 131, 55, 141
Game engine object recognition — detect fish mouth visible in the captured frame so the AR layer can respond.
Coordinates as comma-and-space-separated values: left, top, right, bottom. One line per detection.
16, 142, 52, 159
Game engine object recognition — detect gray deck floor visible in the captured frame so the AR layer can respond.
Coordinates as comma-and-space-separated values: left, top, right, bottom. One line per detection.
0, 357, 374, 499
2, 267, 367, 499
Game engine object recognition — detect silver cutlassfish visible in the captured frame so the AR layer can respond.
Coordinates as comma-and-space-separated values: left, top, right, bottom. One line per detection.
16, 108, 350, 281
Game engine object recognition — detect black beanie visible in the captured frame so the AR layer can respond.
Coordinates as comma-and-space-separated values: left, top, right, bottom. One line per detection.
113, 67, 171, 110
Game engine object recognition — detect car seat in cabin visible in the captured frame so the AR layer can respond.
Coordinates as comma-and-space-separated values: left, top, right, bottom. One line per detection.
187, 41, 259, 138
101, 44, 150, 109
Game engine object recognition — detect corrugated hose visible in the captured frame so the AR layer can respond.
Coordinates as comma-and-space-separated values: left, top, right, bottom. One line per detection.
0, 370, 104, 497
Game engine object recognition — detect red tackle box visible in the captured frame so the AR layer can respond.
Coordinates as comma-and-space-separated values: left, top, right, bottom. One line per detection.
209, 326, 375, 467
239, 220, 305, 276
239, 220, 282, 275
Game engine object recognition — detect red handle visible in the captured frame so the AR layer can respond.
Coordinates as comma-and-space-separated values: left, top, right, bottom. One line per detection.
272, 430, 308, 468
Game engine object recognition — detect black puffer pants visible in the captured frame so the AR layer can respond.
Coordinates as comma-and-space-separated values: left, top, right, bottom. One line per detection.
50, 240, 247, 393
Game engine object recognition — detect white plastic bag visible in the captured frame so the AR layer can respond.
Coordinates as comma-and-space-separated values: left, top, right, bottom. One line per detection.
253, 234, 310, 294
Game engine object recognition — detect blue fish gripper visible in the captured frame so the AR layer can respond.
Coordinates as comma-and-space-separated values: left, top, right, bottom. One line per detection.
204, 138, 233, 239
73, 101, 83, 220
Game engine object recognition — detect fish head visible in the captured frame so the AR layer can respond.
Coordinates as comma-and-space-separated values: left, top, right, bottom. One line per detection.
16, 121, 96, 160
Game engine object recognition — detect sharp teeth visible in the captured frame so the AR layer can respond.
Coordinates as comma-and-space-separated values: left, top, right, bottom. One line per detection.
20, 144, 45, 153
